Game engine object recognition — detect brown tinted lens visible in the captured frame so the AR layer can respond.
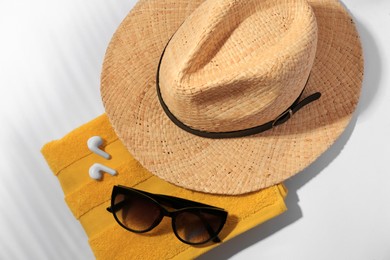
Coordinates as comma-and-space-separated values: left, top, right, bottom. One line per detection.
113, 192, 161, 232
175, 210, 223, 244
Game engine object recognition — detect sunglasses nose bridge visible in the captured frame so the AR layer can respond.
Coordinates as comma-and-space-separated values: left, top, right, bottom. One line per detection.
145, 207, 173, 232
160, 206, 174, 218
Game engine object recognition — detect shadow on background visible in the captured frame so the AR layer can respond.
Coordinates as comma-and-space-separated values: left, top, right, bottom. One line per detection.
198, 18, 382, 259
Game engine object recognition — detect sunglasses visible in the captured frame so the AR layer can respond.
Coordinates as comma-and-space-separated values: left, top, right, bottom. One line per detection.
106, 185, 228, 245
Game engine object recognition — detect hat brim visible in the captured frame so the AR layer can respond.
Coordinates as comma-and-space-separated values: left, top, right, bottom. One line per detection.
101, 0, 363, 194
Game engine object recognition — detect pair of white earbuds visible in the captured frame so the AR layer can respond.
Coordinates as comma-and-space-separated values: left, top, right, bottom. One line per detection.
87, 136, 117, 180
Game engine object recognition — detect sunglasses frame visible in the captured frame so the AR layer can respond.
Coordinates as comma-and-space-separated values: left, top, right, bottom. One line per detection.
107, 185, 228, 245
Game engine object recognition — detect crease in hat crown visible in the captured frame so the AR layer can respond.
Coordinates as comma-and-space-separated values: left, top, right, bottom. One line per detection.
159, 0, 318, 133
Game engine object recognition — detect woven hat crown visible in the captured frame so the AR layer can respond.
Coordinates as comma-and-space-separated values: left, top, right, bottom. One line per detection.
159, 0, 318, 132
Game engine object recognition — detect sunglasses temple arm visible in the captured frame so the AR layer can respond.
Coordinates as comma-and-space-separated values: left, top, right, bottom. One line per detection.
195, 212, 221, 243
151, 193, 222, 210
106, 199, 129, 213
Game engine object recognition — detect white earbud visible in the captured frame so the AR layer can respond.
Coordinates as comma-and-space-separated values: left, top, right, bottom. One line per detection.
89, 163, 117, 180
87, 136, 110, 159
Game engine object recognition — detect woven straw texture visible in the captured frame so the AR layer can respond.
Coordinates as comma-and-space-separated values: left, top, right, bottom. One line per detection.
101, 0, 364, 195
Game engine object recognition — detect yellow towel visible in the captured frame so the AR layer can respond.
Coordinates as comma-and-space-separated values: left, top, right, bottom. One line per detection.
41, 114, 288, 259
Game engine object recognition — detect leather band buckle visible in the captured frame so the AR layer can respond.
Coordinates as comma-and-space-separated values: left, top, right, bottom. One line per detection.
272, 109, 293, 128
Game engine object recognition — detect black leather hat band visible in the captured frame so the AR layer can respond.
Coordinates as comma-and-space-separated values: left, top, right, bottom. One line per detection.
156, 38, 321, 139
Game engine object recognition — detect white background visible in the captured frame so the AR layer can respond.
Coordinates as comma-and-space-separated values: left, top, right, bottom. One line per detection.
1, 0, 389, 259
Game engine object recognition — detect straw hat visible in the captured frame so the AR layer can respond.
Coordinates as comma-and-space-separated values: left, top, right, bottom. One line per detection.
101, 0, 363, 195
